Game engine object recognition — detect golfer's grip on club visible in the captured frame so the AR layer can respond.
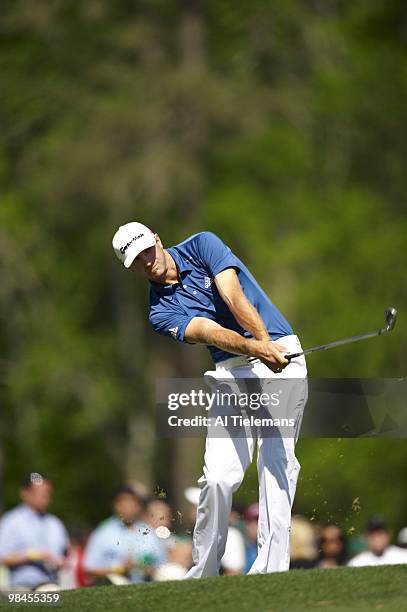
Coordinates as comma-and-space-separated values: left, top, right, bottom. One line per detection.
247, 339, 289, 372
285, 351, 302, 360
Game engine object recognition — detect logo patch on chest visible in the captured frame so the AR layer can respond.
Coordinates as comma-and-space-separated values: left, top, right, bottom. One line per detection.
204, 276, 214, 289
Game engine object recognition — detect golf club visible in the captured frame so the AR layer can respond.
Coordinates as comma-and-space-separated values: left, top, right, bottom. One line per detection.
285, 307, 398, 360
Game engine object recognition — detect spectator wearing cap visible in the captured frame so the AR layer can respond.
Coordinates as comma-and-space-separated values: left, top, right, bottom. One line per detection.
84, 486, 167, 584
317, 524, 347, 568
348, 516, 407, 567
0, 473, 69, 590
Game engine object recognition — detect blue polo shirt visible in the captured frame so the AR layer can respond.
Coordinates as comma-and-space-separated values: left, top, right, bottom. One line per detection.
149, 232, 293, 363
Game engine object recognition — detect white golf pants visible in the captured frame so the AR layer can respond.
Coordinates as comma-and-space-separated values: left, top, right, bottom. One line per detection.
185, 334, 308, 578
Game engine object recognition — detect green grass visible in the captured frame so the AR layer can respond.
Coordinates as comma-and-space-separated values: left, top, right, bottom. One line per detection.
39, 565, 407, 611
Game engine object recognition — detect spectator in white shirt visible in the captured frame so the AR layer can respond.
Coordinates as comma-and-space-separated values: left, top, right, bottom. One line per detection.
348, 516, 407, 567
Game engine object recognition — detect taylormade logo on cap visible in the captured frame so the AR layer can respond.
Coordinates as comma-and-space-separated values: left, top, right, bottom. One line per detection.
112, 222, 156, 268
119, 233, 145, 254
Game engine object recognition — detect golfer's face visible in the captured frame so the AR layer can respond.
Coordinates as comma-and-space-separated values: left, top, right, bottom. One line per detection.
130, 237, 166, 282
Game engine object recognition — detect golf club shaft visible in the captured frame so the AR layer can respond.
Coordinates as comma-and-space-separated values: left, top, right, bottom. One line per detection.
286, 329, 384, 360
285, 307, 397, 360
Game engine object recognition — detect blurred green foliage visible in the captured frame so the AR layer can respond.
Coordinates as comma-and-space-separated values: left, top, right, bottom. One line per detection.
0, 1, 406, 532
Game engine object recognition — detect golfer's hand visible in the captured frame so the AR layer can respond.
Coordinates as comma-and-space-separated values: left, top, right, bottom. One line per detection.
253, 340, 289, 373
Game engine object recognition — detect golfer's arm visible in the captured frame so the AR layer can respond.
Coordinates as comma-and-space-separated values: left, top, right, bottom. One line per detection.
214, 268, 270, 341
184, 317, 260, 358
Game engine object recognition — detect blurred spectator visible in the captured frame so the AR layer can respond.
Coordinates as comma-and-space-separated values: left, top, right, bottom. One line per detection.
0, 472, 69, 590
0, 564, 9, 589
59, 527, 90, 589
289, 516, 318, 569
348, 516, 407, 567
153, 537, 193, 581
144, 498, 177, 560
166, 538, 193, 570
84, 486, 166, 585
244, 504, 259, 573
128, 481, 151, 503
184, 487, 245, 575
144, 499, 173, 530
145, 497, 193, 581
397, 526, 407, 549
229, 502, 246, 535
317, 524, 347, 568
221, 525, 246, 575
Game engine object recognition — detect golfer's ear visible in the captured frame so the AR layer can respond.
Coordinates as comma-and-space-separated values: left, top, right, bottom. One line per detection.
155, 233, 163, 247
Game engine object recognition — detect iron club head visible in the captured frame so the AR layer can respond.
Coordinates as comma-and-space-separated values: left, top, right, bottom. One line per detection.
385, 307, 397, 332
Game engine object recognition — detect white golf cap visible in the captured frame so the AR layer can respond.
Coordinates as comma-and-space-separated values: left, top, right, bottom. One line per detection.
112, 222, 156, 268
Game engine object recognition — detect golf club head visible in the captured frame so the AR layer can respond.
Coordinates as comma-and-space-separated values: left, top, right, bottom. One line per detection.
385, 307, 397, 332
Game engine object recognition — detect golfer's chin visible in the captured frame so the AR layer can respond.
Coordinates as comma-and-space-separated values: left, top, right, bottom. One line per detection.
147, 268, 166, 284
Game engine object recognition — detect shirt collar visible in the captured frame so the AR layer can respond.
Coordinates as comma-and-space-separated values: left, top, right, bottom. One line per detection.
166, 247, 193, 274
149, 247, 192, 295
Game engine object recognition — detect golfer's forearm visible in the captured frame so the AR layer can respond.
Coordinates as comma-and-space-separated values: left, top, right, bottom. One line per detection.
227, 295, 270, 341
185, 319, 259, 357
209, 327, 259, 357
214, 269, 269, 341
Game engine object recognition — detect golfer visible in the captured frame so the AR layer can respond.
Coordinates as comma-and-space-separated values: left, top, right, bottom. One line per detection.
112, 222, 308, 577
